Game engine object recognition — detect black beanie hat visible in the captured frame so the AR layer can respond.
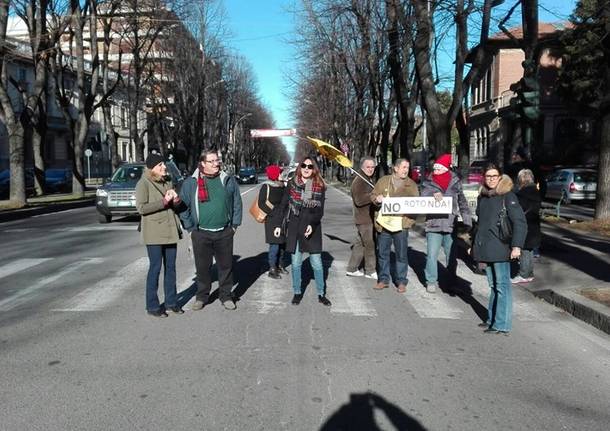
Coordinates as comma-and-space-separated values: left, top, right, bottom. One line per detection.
145, 153, 164, 169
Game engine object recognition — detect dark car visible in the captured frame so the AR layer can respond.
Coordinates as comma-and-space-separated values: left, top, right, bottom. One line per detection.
45, 168, 72, 193
237, 167, 258, 184
0, 168, 35, 199
95, 160, 185, 223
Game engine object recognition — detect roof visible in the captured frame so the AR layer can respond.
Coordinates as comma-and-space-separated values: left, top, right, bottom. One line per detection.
489, 22, 574, 41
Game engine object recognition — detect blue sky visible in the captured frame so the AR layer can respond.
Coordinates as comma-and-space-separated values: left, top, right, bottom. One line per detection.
224, 0, 579, 156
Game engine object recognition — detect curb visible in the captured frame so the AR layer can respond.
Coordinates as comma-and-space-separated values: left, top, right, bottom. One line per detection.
0, 198, 95, 223
528, 287, 610, 335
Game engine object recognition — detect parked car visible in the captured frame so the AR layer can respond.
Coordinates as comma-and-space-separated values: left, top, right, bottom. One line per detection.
95, 160, 185, 224
237, 167, 258, 184
544, 168, 597, 204
45, 168, 72, 193
0, 168, 35, 199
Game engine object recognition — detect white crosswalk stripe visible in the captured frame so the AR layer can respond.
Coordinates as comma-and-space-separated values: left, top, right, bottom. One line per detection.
0, 258, 105, 311
0, 258, 52, 280
248, 274, 290, 314
405, 276, 465, 319
329, 261, 377, 317
53, 257, 148, 311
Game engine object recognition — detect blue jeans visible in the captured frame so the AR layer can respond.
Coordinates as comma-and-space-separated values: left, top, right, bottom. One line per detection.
425, 231, 457, 286
268, 243, 280, 268
291, 241, 325, 295
519, 249, 534, 278
377, 229, 409, 286
485, 261, 512, 331
146, 244, 178, 312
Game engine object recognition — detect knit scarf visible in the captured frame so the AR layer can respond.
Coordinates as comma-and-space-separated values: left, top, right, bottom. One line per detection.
433, 171, 452, 191
288, 177, 323, 216
197, 171, 220, 203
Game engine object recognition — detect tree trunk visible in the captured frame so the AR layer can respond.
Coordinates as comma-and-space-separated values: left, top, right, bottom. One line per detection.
103, 105, 121, 171
8, 124, 26, 205
595, 111, 610, 219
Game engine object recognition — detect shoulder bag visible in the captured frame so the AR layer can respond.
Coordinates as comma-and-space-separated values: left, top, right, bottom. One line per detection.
249, 185, 271, 223
497, 195, 512, 243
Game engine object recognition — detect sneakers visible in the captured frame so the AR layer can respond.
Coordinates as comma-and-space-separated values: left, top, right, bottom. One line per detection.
364, 272, 377, 279
291, 294, 303, 305
346, 269, 364, 277
167, 306, 184, 314
191, 300, 205, 311
511, 275, 534, 284
318, 295, 332, 306
147, 309, 168, 318
222, 300, 236, 310
426, 283, 437, 293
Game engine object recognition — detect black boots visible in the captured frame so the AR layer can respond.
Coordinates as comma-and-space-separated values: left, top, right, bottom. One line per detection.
268, 267, 281, 279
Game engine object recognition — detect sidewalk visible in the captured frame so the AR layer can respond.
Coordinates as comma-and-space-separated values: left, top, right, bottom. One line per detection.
331, 180, 610, 335
0, 191, 96, 223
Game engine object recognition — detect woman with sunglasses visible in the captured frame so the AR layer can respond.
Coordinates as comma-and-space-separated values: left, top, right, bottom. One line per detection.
472, 162, 526, 335
276, 157, 331, 306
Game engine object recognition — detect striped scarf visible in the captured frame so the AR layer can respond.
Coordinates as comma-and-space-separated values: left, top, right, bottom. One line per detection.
288, 177, 323, 216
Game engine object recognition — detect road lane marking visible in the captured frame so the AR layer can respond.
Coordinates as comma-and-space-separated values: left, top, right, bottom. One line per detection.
0, 258, 52, 280
405, 278, 465, 319
248, 272, 290, 314
53, 257, 148, 311
329, 261, 377, 317
0, 258, 105, 311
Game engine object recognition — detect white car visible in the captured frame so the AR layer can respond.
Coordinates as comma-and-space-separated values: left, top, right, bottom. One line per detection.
544, 168, 597, 204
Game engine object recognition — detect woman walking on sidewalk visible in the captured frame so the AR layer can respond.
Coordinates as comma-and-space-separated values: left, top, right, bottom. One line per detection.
136, 153, 184, 318
472, 163, 526, 334
277, 157, 331, 306
513, 168, 541, 284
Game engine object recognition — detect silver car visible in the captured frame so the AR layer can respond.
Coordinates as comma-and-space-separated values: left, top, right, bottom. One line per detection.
544, 168, 597, 204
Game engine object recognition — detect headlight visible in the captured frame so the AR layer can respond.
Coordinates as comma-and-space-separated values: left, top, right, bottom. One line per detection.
96, 189, 108, 197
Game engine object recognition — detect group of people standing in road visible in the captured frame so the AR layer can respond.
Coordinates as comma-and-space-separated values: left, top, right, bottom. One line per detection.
345, 153, 541, 335
134, 147, 541, 335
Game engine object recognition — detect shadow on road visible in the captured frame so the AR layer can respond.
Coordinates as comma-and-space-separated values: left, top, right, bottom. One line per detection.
319, 392, 427, 431
233, 252, 269, 300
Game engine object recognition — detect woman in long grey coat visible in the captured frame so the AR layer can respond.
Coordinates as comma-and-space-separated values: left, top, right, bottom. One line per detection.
135, 153, 183, 318
472, 162, 527, 335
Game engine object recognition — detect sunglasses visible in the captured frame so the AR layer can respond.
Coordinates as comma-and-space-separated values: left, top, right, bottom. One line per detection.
300, 163, 314, 169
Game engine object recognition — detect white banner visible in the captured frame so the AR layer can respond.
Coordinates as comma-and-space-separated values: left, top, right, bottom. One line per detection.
380, 197, 453, 215
250, 129, 296, 138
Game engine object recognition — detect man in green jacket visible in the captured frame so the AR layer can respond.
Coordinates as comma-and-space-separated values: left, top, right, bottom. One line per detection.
179, 150, 243, 311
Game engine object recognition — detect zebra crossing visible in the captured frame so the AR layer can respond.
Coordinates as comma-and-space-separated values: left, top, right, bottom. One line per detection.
0, 252, 554, 322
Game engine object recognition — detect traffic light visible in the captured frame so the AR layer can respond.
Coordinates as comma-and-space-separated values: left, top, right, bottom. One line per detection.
517, 76, 540, 122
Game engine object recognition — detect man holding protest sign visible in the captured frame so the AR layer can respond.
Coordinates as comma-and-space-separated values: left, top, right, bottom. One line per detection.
371, 159, 419, 293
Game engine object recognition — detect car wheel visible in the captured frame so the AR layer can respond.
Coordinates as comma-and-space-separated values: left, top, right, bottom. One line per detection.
98, 213, 112, 224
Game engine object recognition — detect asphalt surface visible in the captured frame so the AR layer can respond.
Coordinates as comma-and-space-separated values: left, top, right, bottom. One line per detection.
0, 184, 609, 430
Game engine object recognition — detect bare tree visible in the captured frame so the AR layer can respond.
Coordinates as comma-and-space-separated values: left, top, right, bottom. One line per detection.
0, 0, 27, 205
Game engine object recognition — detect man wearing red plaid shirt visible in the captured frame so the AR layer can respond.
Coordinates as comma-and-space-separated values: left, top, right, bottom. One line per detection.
179, 150, 243, 311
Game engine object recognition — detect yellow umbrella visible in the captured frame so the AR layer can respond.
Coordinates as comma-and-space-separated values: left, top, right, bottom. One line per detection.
305, 136, 373, 187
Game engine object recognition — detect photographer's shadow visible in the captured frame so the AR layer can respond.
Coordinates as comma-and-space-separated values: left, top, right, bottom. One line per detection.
320, 392, 427, 431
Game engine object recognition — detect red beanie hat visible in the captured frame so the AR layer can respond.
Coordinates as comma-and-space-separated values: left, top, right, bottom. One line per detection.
435, 154, 452, 169
266, 165, 281, 181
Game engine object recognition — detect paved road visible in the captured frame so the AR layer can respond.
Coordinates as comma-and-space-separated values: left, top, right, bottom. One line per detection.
0, 185, 608, 430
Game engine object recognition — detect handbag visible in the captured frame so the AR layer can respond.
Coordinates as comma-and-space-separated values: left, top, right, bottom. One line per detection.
497, 196, 512, 243
249, 186, 271, 223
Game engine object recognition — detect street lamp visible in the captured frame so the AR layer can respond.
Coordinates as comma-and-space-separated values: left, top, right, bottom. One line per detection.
231, 112, 252, 173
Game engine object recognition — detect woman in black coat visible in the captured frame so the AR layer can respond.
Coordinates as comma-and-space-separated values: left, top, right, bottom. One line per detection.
513, 168, 541, 284
258, 165, 287, 279
472, 163, 527, 335
276, 157, 330, 306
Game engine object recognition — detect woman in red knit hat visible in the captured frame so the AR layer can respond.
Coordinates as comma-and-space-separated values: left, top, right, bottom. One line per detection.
421, 154, 472, 293
258, 165, 287, 278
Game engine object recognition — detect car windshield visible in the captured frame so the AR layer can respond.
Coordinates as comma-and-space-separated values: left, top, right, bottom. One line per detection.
573, 172, 597, 182
111, 165, 144, 182
239, 168, 255, 176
